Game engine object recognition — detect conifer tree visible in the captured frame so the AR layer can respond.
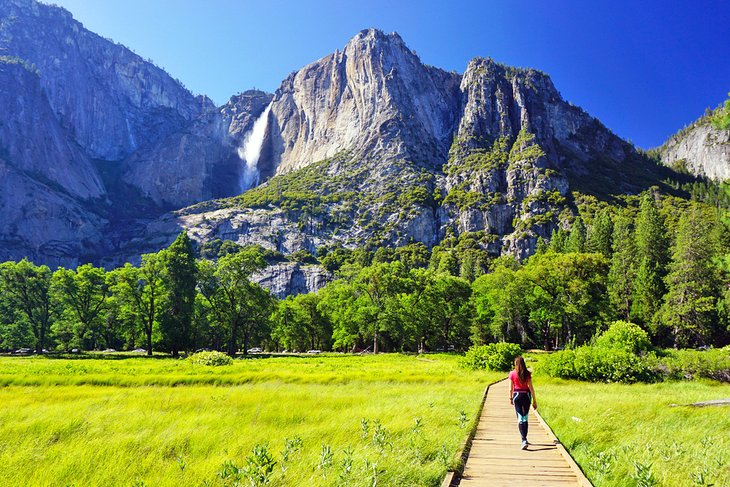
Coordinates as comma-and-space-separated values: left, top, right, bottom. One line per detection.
631, 193, 669, 325
565, 217, 586, 253
607, 215, 637, 320
659, 207, 720, 347
586, 209, 613, 257
548, 228, 568, 253
534, 236, 548, 255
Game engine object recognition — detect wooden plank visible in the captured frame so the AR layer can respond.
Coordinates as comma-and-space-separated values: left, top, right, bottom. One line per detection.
452, 378, 593, 486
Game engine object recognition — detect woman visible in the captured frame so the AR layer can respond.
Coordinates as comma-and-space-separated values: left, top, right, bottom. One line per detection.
509, 355, 537, 450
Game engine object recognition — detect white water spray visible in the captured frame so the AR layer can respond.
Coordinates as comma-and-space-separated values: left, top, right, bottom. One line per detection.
238, 102, 272, 191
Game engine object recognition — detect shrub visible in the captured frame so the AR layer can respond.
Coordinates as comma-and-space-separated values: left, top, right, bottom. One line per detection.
542, 346, 658, 383
658, 348, 730, 382
188, 350, 233, 366
594, 321, 651, 354
461, 342, 522, 371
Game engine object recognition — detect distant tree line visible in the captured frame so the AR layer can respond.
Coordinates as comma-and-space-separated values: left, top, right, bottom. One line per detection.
1, 191, 729, 355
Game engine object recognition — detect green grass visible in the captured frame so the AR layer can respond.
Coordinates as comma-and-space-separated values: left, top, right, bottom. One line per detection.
536, 375, 730, 486
0, 354, 502, 486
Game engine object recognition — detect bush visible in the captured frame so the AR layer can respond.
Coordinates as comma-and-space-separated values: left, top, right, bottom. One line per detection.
594, 321, 651, 354
658, 348, 730, 382
541, 346, 658, 383
188, 350, 233, 366
462, 343, 522, 371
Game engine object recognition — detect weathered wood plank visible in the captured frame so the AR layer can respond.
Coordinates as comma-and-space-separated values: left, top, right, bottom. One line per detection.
455, 378, 592, 486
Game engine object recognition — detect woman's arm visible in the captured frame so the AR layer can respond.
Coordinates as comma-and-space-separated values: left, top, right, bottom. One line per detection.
509, 378, 514, 404
528, 377, 537, 410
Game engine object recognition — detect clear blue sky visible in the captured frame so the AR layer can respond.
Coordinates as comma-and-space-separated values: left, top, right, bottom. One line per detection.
48, 0, 730, 148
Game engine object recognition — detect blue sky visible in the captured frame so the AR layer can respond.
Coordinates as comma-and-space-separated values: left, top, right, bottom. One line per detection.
49, 0, 730, 148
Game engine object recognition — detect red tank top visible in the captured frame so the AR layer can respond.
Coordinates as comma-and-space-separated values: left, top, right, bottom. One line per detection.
509, 370, 530, 392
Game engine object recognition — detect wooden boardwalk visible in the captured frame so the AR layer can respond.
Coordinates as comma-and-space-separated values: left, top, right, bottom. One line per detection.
455, 379, 591, 486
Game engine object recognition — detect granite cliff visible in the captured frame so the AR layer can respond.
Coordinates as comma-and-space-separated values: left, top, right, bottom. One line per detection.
657, 111, 730, 181
0, 0, 271, 264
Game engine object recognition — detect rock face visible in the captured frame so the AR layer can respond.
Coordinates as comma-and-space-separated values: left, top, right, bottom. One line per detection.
0, 59, 107, 266
0, 0, 202, 161
0, 0, 272, 262
253, 263, 332, 299
265, 29, 461, 175
658, 118, 730, 181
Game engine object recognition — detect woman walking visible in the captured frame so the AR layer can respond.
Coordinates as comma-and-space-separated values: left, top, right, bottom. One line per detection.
509, 355, 537, 450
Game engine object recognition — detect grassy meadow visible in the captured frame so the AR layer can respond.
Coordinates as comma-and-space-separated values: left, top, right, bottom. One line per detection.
536, 375, 730, 486
0, 354, 502, 486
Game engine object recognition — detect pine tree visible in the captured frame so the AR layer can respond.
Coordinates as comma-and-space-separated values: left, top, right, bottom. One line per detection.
459, 252, 476, 283
565, 217, 586, 253
586, 209, 613, 257
631, 193, 669, 325
607, 215, 637, 320
535, 237, 548, 255
549, 228, 568, 253
659, 207, 720, 347
160, 232, 197, 357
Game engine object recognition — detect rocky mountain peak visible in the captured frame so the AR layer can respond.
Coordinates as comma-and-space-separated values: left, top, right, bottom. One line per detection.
266, 28, 461, 176
343, 28, 411, 58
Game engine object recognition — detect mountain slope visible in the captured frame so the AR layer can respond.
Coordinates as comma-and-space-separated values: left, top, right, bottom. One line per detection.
0, 0, 274, 263
656, 104, 730, 181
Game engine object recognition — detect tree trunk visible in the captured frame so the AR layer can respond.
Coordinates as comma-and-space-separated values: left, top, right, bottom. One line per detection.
373, 329, 379, 354
146, 321, 153, 356
227, 322, 238, 357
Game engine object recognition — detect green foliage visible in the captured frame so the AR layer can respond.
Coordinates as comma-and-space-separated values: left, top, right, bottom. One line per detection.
607, 214, 637, 321
658, 206, 721, 347
541, 346, 658, 383
542, 320, 657, 383
187, 350, 233, 366
243, 443, 277, 486
52, 263, 110, 350
289, 249, 317, 264
159, 232, 198, 356
594, 321, 651, 354
586, 209, 613, 257
0, 259, 54, 353
565, 216, 587, 253
658, 347, 730, 382
461, 342, 522, 371
444, 136, 510, 176
631, 193, 669, 326
710, 92, 730, 130
508, 129, 546, 168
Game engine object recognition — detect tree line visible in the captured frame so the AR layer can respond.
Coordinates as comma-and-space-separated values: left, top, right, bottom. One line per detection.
1, 191, 729, 356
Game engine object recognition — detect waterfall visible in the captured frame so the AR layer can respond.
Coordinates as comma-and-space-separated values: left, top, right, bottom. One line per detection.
238, 102, 272, 192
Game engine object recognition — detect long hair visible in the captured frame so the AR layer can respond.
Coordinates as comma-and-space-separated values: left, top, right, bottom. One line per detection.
514, 355, 530, 384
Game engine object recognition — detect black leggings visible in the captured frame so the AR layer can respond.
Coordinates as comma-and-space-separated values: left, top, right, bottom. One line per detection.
512, 391, 531, 441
